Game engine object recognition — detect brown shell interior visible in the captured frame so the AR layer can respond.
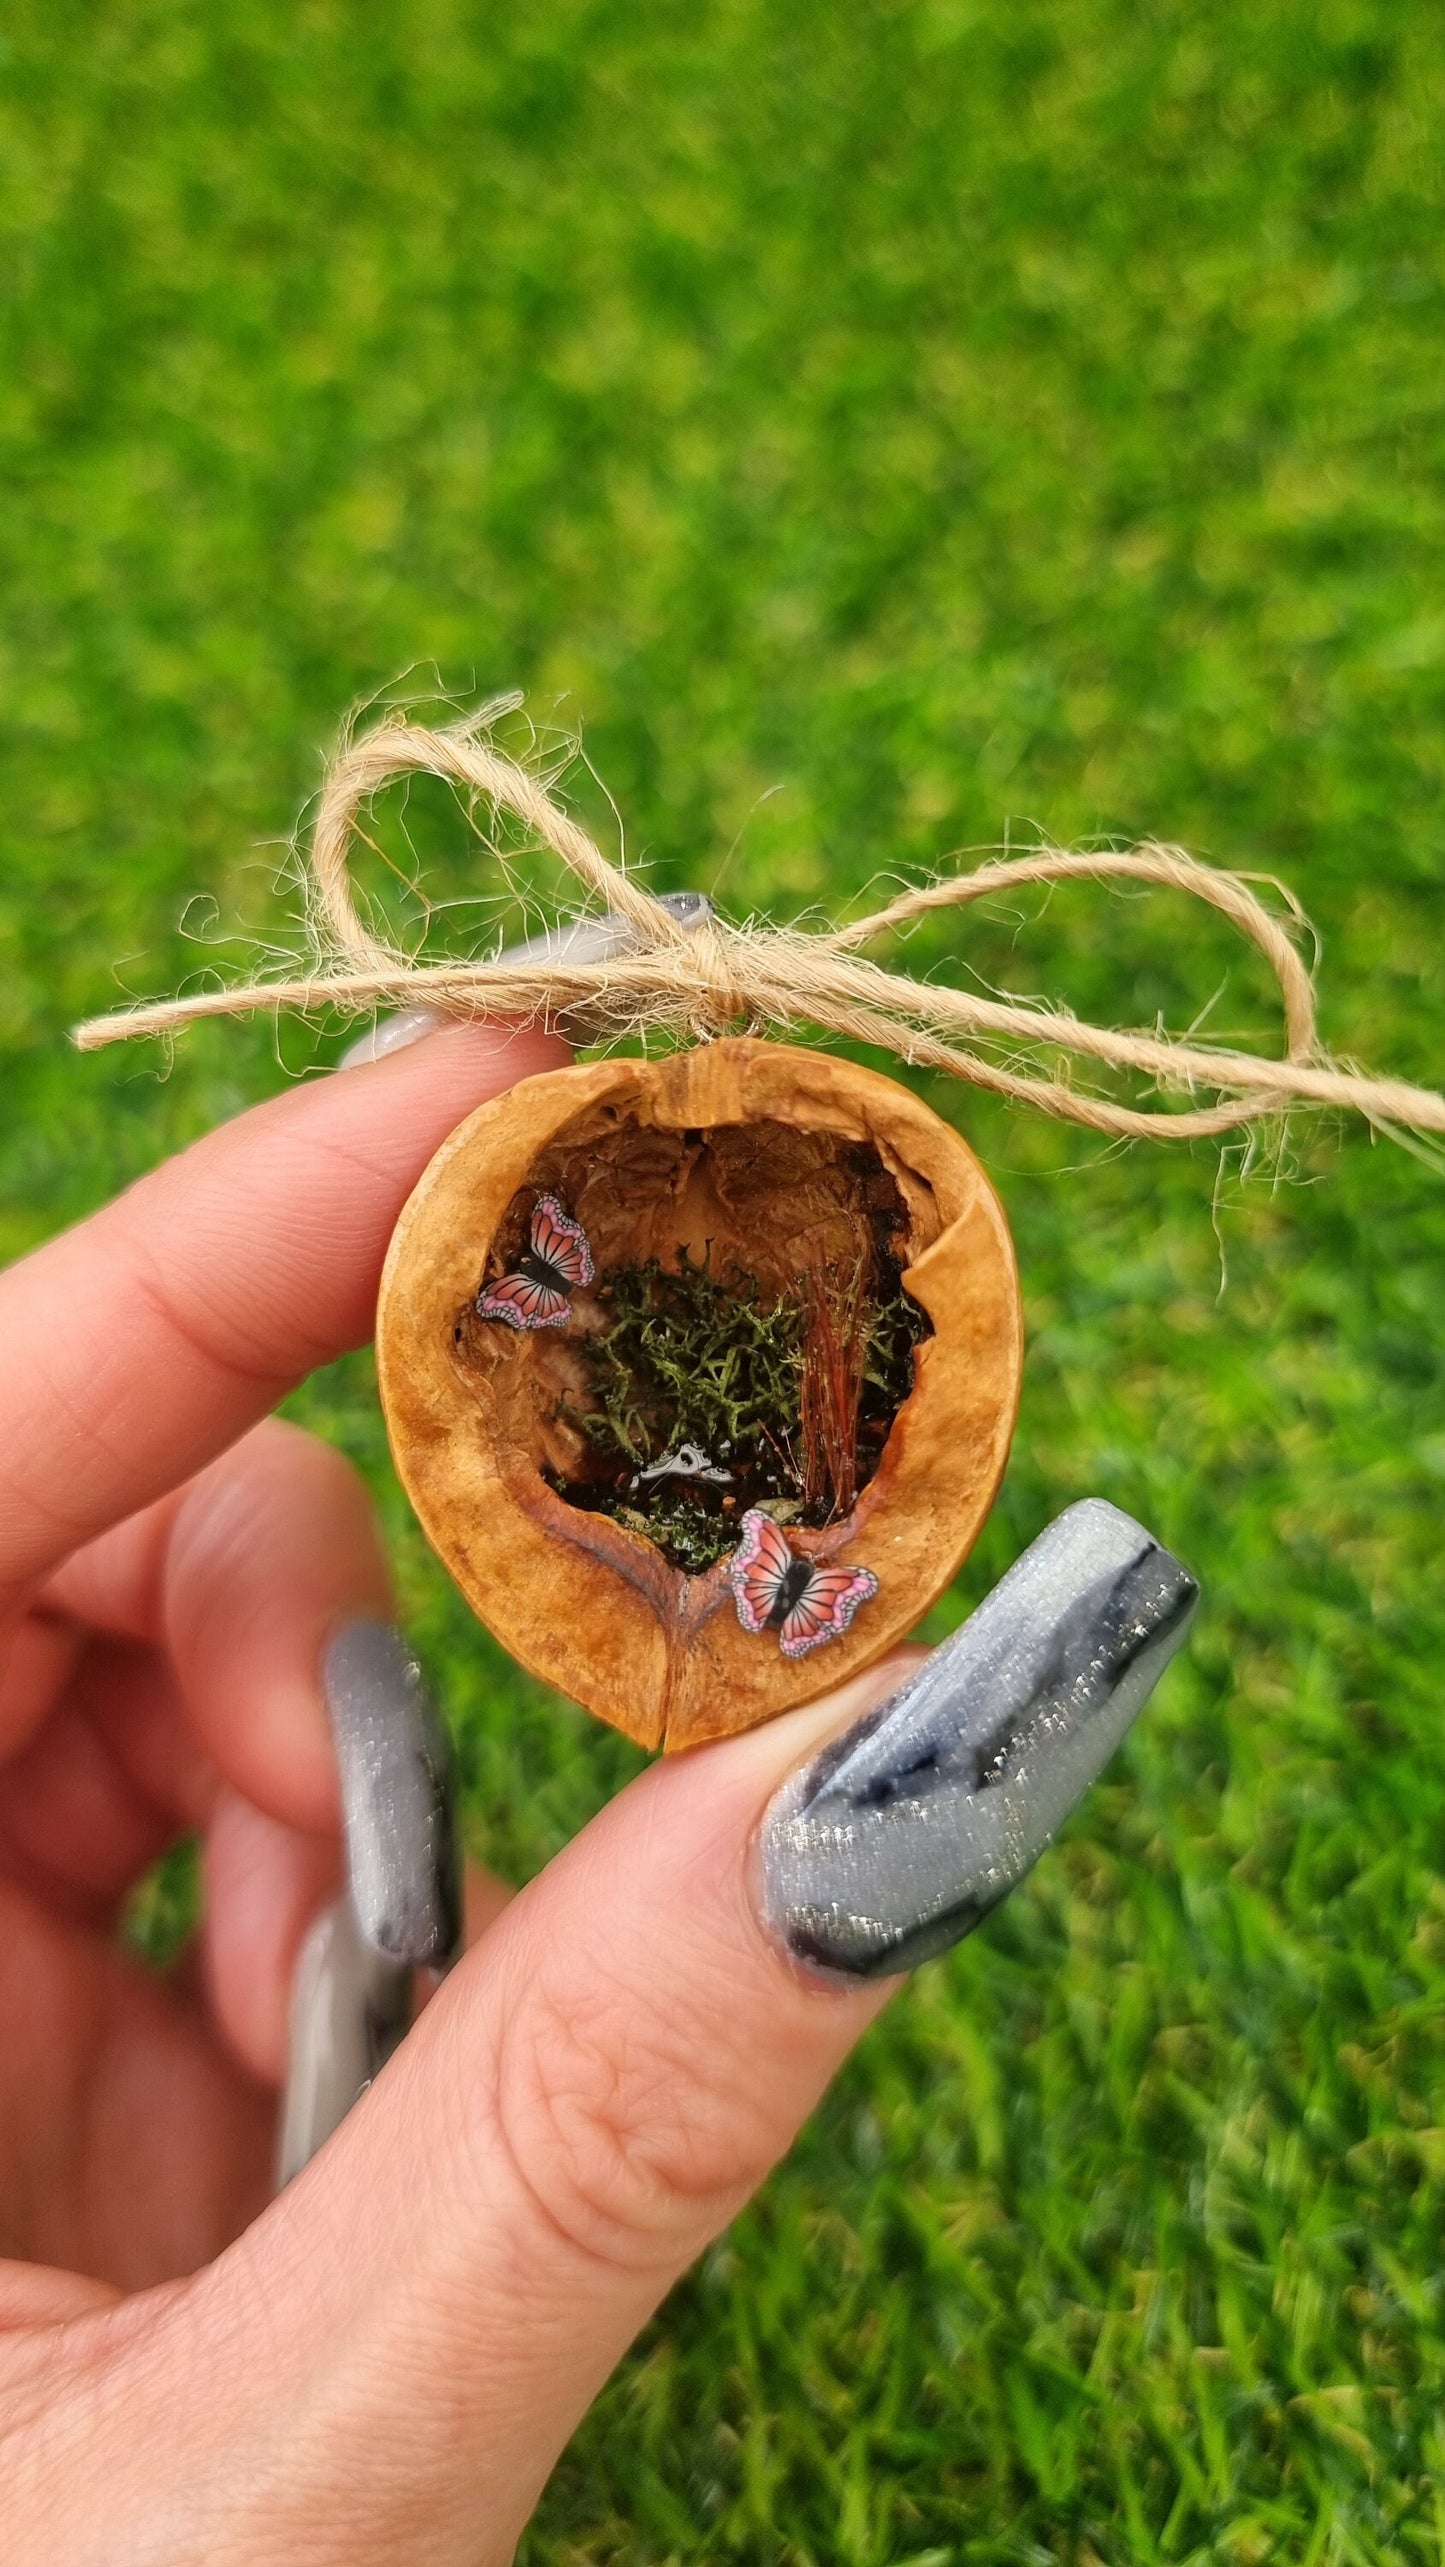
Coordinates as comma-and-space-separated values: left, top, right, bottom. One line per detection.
454, 1106, 935, 1510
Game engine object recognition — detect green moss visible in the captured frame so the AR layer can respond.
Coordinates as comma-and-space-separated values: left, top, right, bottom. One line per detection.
575, 1246, 805, 1484
551, 1245, 927, 1569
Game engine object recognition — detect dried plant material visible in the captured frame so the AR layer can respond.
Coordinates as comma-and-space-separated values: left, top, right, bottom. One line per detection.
557, 1247, 812, 1571
540, 1214, 926, 1574
377, 1037, 1023, 1751
800, 1255, 870, 1523
76, 707, 1445, 1150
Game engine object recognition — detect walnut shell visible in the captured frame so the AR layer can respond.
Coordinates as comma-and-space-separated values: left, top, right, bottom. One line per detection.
377, 1038, 1022, 1750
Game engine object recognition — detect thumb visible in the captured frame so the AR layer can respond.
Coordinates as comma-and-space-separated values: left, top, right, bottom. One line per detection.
209, 1668, 901, 2561
72, 1502, 1194, 2566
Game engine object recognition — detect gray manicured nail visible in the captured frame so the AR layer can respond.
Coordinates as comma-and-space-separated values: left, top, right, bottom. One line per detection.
275, 1897, 412, 2188
337, 891, 715, 1066
499, 889, 713, 972
758, 1499, 1199, 1979
323, 1620, 461, 1968
339, 1005, 452, 1067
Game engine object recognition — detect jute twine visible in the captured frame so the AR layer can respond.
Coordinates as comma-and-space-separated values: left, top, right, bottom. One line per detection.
72, 705, 1445, 1145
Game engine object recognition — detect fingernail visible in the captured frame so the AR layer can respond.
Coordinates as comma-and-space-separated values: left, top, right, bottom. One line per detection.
499, 890, 714, 972
323, 1620, 462, 1968
757, 1499, 1198, 1978
275, 1897, 412, 2189
334, 892, 715, 1065
337, 1005, 452, 1068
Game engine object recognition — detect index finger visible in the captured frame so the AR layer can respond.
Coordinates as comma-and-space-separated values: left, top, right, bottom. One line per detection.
0, 1022, 568, 1606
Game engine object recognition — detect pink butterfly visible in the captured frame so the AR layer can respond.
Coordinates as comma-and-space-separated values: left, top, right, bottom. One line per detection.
726, 1509, 879, 1658
477, 1195, 595, 1331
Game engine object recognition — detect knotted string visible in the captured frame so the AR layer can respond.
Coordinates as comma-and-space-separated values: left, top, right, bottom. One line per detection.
72, 705, 1445, 1144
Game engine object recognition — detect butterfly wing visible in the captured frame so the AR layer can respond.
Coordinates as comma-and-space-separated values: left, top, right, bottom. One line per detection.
725, 1509, 795, 1633
779, 1562, 880, 1658
530, 1195, 594, 1290
477, 1272, 572, 1330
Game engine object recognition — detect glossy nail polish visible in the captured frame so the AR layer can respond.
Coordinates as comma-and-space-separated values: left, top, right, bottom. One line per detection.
758, 1499, 1198, 1978
338, 1004, 452, 1067
275, 1897, 412, 2188
323, 1620, 462, 1969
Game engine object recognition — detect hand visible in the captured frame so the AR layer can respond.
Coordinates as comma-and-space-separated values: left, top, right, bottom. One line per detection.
0, 1023, 903, 2562
0, 1019, 1192, 2561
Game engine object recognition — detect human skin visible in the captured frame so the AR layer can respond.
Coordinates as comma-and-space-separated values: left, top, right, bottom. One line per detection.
0, 1021, 911, 2563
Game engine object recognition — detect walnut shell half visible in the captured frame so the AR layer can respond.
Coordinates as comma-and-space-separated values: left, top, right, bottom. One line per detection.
377, 1038, 1021, 1750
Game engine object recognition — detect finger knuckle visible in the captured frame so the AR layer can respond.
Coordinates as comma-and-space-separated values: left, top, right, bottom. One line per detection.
487, 1962, 777, 2275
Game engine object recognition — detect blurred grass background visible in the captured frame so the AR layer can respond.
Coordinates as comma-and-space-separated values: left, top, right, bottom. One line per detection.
5, 2, 1445, 2557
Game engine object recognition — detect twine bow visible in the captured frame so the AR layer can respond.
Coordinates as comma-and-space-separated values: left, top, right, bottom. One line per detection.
73, 705, 1445, 1145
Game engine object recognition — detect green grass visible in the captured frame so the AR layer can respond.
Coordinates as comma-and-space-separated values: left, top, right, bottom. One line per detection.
5, 2, 1445, 2555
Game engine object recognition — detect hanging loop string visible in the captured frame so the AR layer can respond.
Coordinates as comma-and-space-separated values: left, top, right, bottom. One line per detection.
827, 847, 1319, 1061
307, 714, 688, 971
72, 706, 1445, 1143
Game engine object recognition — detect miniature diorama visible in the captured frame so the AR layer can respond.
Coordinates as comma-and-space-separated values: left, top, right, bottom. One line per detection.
77, 708, 1445, 1765
377, 1037, 1023, 1749
68, 706, 1445, 2179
